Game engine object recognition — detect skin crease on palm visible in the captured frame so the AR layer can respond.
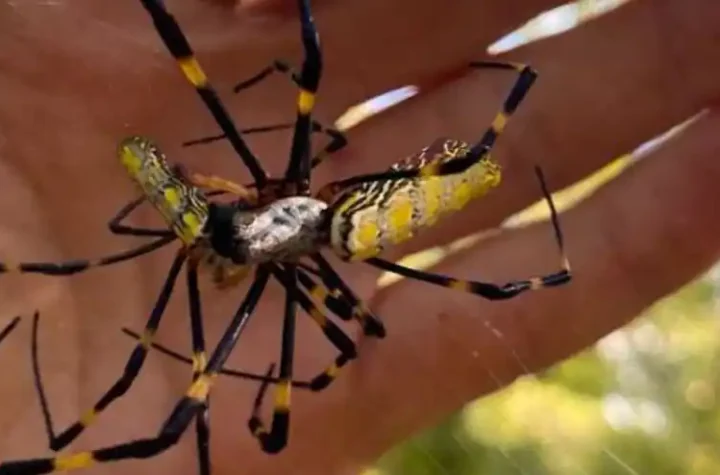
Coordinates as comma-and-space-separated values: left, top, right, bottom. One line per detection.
0, 0, 719, 473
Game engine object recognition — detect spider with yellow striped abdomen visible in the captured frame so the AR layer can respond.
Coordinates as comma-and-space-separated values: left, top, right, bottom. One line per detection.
0, 0, 570, 473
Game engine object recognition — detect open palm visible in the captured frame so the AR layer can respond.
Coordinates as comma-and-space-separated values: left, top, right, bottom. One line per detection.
0, 0, 719, 474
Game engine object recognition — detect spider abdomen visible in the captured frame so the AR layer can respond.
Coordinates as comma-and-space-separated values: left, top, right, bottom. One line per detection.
119, 136, 209, 246
328, 138, 502, 261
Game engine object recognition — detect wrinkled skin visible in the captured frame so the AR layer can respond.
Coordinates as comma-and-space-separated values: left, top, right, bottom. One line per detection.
0, 0, 719, 474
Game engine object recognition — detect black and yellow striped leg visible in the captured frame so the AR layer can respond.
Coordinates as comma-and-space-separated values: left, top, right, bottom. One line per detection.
0, 234, 175, 277
248, 265, 298, 453
232, 60, 346, 169
29, 251, 187, 453
284, 0, 322, 192
183, 58, 346, 160
186, 261, 211, 475
296, 261, 375, 331
296, 263, 385, 339
122, 267, 358, 391
295, 269, 352, 322
366, 167, 571, 299
309, 254, 386, 337
0, 190, 175, 277
316, 62, 537, 196
273, 265, 357, 391
464, 61, 536, 155
0, 316, 20, 348
120, 328, 313, 388
0, 268, 270, 475
138, 0, 268, 186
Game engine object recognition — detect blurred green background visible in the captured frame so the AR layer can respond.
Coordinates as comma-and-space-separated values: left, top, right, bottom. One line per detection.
369, 269, 720, 475
336, 2, 720, 473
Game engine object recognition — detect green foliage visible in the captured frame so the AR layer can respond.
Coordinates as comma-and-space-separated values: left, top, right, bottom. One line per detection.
368, 270, 720, 474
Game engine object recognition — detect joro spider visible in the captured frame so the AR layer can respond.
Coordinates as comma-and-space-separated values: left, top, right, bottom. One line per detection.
0, 0, 571, 473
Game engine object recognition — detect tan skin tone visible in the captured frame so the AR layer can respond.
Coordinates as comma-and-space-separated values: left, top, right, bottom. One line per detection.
1, 0, 719, 474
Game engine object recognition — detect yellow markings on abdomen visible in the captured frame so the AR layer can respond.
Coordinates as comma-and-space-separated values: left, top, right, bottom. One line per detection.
118, 136, 209, 246
446, 178, 473, 212
352, 216, 381, 261
329, 140, 502, 261
384, 193, 414, 244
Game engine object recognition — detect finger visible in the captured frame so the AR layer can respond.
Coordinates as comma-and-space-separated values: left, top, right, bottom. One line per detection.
202, 104, 720, 475
328, 0, 720, 259
312, 107, 718, 471
227, 0, 574, 106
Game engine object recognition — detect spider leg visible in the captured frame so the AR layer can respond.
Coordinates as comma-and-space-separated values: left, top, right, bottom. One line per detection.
309, 254, 386, 337
0, 191, 176, 277
186, 260, 211, 475
29, 251, 186, 453
185, 61, 346, 170
138, 0, 268, 185
317, 61, 537, 197
0, 267, 271, 474
0, 316, 21, 348
365, 167, 571, 299
0, 235, 175, 277
283, 0, 322, 194
248, 265, 297, 453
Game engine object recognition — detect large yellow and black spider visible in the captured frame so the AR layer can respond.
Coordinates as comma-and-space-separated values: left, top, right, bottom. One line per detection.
0, 0, 570, 473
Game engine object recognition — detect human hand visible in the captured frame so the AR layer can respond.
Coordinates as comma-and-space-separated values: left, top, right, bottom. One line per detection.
0, 0, 719, 474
